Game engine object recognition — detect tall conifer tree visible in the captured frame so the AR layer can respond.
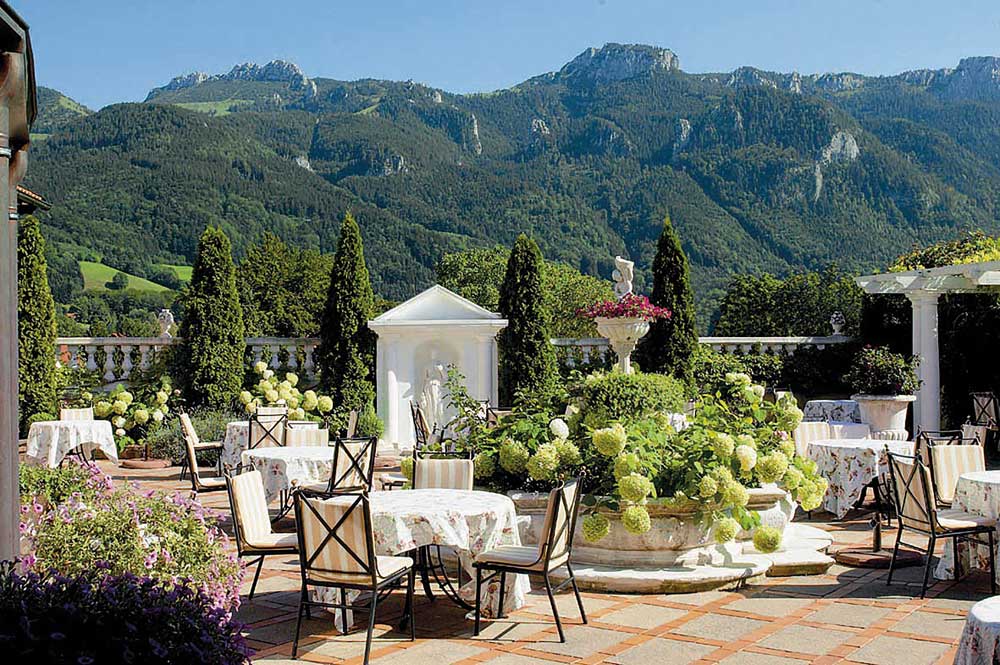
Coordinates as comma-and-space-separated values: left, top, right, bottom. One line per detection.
17, 217, 57, 427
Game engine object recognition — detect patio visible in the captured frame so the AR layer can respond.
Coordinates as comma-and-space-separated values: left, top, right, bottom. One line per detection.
103, 460, 989, 665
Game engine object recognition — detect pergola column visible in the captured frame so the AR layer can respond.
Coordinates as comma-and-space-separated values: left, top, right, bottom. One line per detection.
908, 291, 941, 434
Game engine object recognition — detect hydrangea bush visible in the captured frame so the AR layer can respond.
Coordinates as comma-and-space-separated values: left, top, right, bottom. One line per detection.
241, 362, 334, 422
19, 464, 243, 611
90, 375, 177, 451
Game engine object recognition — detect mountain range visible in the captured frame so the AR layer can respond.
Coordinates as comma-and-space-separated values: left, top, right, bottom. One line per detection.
25, 44, 1000, 325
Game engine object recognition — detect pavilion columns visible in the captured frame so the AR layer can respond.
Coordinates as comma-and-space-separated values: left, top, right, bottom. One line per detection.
908, 291, 941, 434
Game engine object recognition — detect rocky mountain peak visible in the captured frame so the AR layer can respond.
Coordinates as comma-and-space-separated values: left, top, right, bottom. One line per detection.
147, 59, 315, 100
559, 43, 680, 83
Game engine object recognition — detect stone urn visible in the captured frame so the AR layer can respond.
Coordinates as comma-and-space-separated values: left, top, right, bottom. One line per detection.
594, 317, 650, 374
852, 394, 915, 440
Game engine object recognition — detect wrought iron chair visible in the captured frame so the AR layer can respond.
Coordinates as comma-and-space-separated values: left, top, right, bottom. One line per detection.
291, 489, 416, 662
410, 401, 438, 451
180, 413, 226, 495
177, 410, 223, 480
225, 465, 298, 599
302, 437, 378, 494
886, 452, 996, 597
473, 478, 587, 642
249, 405, 288, 450
971, 392, 999, 428
914, 430, 964, 464
924, 439, 985, 507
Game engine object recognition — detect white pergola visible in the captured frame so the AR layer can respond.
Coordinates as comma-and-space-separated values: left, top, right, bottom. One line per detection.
857, 260, 1000, 434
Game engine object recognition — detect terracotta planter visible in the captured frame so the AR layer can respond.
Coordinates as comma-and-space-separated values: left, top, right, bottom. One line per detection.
852, 394, 914, 440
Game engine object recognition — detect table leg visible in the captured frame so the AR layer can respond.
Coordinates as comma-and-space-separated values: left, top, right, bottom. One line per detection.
871, 479, 884, 552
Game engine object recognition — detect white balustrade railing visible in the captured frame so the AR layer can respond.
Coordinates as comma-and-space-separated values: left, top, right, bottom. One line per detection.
55, 336, 321, 384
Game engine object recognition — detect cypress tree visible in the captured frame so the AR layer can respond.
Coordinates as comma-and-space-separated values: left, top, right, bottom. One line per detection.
635, 214, 698, 381
18, 216, 57, 427
317, 212, 375, 410
498, 234, 558, 405
178, 227, 245, 408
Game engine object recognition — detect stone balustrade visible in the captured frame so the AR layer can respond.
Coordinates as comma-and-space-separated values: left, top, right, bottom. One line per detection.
55, 336, 321, 384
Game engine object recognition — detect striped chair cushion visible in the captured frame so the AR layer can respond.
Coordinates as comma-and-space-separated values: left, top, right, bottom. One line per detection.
413, 458, 474, 491
229, 470, 277, 548
892, 457, 937, 532
794, 421, 831, 458
331, 442, 367, 490
180, 413, 200, 446
537, 480, 579, 568
60, 408, 94, 421
285, 428, 330, 447
475, 545, 566, 571
829, 422, 871, 439
962, 423, 989, 446
930, 445, 986, 505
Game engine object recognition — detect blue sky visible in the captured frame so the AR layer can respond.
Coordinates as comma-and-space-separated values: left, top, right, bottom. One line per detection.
12, 0, 1000, 110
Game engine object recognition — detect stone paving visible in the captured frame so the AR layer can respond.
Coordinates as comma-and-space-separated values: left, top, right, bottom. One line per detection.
103, 461, 989, 665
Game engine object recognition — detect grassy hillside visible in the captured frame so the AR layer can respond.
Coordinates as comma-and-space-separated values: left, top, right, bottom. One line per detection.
79, 261, 170, 293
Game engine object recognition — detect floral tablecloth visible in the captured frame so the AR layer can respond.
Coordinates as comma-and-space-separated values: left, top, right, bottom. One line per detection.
936, 470, 1000, 585
25, 420, 118, 468
223, 420, 319, 469
955, 596, 1000, 665
240, 446, 335, 503
316, 488, 528, 630
803, 400, 861, 423
806, 438, 914, 518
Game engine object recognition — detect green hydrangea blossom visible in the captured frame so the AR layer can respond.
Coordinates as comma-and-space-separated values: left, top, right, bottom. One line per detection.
474, 453, 496, 479
778, 439, 796, 459
555, 439, 582, 467
526, 444, 561, 481
593, 423, 628, 457
755, 452, 789, 484
698, 475, 719, 499
621, 504, 652, 535
613, 452, 642, 480
721, 480, 749, 508
499, 439, 530, 474
752, 526, 782, 553
781, 466, 804, 490
713, 517, 740, 543
618, 473, 654, 503
582, 513, 611, 542
711, 432, 735, 459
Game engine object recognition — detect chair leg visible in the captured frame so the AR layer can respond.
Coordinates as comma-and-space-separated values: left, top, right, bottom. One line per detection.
887, 526, 903, 586
543, 574, 565, 643
248, 557, 264, 600
920, 536, 936, 599
407, 567, 417, 641
363, 586, 379, 665
179, 456, 188, 481
497, 571, 507, 620
566, 562, 587, 624
474, 567, 482, 636
292, 586, 307, 659
340, 588, 349, 635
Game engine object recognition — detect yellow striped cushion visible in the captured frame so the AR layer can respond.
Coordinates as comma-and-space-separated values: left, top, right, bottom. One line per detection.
794, 421, 831, 458
331, 442, 367, 489
413, 459, 474, 491
893, 458, 935, 531
931, 445, 985, 505
300, 495, 373, 580
60, 408, 93, 421
285, 428, 330, 447
180, 413, 199, 446
229, 470, 274, 548
963, 424, 989, 446
538, 480, 579, 567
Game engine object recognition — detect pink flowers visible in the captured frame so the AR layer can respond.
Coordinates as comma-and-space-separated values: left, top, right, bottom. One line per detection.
577, 293, 672, 321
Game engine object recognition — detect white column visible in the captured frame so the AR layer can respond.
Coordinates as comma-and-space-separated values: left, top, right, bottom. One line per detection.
908, 291, 940, 434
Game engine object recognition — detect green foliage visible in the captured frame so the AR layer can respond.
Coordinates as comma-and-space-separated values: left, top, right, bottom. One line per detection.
317, 213, 376, 410
145, 408, 238, 464
569, 370, 686, 425
890, 231, 1000, 271
845, 346, 920, 396
19, 461, 101, 506
355, 402, 384, 438
106, 271, 130, 290
436, 245, 614, 337
635, 214, 697, 380
691, 347, 783, 396
714, 268, 862, 336
18, 216, 58, 429
498, 235, 559, 405
176, 227, 245, 408
63, 289, 173, 337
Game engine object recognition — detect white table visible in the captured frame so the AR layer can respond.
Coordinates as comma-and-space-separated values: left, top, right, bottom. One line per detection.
25, 420, 118, 468
806, 438, 914, 519
956, 596, 1000, 665
936, 470, 1000, 585
803, 400, 861, 423
240, 446, 335, 504
315, 488, 528, 629
223, 420, 320, 470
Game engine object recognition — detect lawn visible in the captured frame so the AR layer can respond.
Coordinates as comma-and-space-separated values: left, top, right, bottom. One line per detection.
155, 263, 193, 283
79, 261, 171, 293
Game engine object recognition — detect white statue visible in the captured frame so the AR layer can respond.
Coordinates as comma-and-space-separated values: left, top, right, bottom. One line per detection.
157, 309, 175, 338
612, 256, 634, 300
420, 362, 447, 432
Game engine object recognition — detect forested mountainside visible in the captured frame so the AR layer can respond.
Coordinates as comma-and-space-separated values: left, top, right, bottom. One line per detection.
25, 44, 1000, 317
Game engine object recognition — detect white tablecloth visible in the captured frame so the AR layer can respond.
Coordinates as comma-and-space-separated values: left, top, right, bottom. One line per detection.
806, 438, 914, 518
803, 400, 861, 423
223, 420, 321, 470
240, 446, 334, 503
25, 420, 118, 468
956, 596, 1000, 665
316, 489, 529, 629
936, 470, 1000, 585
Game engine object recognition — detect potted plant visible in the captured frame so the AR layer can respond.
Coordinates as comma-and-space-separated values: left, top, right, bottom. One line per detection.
845, 347, 920, 439
577, 294, 671, 374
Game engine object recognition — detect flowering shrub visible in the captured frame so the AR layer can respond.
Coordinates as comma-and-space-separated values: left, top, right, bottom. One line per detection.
19, 459, 108, 506
20, 466, 242, 611
91, 375, 177, 451
845, 346, 919, 396
577, 293, 672, 321
242, 362, 337, 424
0, 564, 249, 664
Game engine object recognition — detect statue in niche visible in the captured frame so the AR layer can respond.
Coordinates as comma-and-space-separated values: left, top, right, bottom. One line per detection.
612, 256, 634, 301
420, 362, 447, 432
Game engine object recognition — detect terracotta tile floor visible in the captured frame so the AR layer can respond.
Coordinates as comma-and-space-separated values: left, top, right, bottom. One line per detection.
99, 461, 991, 664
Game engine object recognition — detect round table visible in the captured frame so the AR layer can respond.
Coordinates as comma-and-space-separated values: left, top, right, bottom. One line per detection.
956, 596, 1000, 665
315, 488, 528, 629
240, 446, 335, 504
223, 420, 320, 470
806, 438, 914, 519
25, 420, 118, 468
803, 399, 861, 423
935, 470, 1000, 585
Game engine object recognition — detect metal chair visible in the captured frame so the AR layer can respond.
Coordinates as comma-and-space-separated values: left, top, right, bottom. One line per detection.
180, 413, 226, 495
473, 478, 587, 642
971, 392, 999, 428
225, 465, 298, 599
177, 410, 223, 480
914, 430, 964, 464
291, 489, 416, 662
886, 452, 996, 597
249, 405, 288, 450
925, 439, 985, 507
410, 401, 438, 451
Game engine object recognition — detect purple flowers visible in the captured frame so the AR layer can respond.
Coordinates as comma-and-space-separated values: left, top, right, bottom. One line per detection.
577, 293, 672, 322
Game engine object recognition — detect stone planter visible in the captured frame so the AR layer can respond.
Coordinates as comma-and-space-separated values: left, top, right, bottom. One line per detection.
594, 317, 650, 374
852, 394, 915, 440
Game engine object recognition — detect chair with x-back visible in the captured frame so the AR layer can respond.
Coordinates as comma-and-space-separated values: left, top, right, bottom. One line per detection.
249, 405, 288, 450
